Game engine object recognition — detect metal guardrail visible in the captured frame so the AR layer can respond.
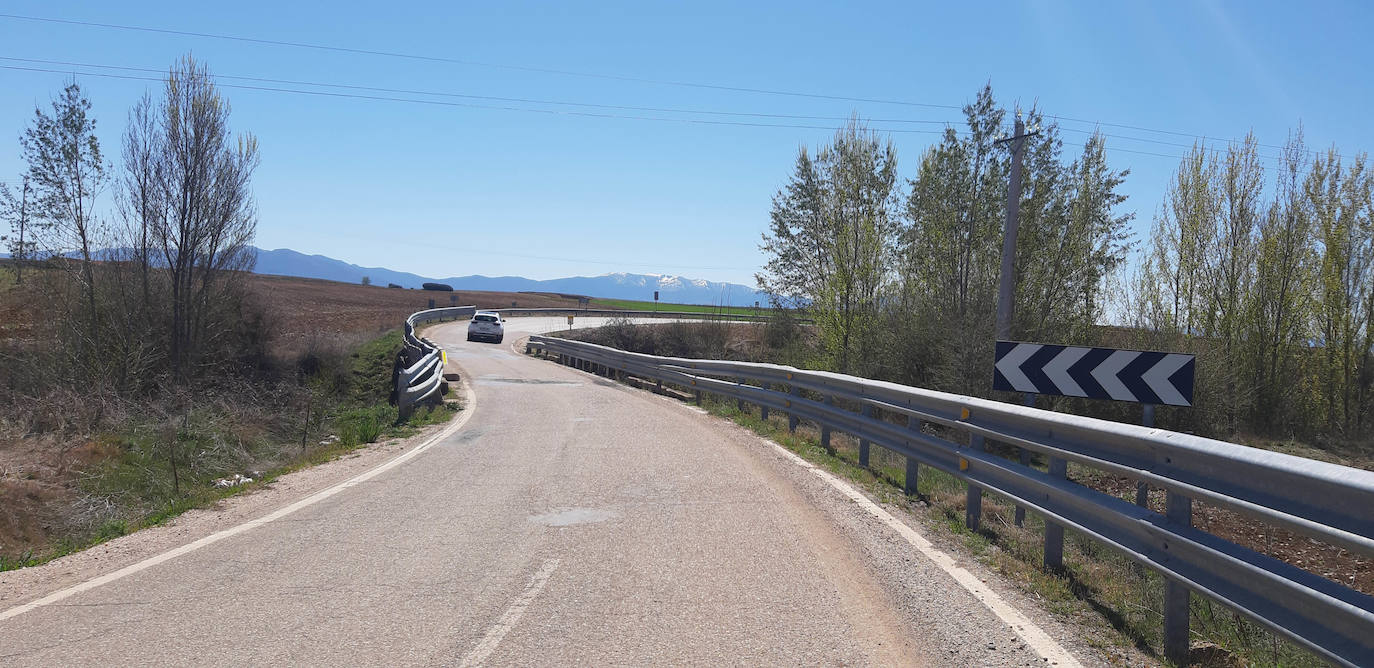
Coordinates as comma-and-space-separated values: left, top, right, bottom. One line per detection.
394, 306, 476, 418
392, 306, 795, 416
526, 334, 1374, 667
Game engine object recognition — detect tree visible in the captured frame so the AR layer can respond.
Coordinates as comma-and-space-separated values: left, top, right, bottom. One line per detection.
1139, 143, 1219, 335
898, 88, 1009, 392
0, 176, 40, 284
1247, 130, 1317, 430
119, 92, 163, 309
1307, 148, 1373, 432
135, 56, 260, 378
757, 148, 830, 309
1011, 121, 1132, 344
361, 275, 372, 286
20, 82, 108, 343
1204, 134, 1264, 430
757, 115, 899, 374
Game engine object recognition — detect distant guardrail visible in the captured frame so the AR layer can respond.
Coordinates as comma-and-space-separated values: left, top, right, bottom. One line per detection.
525, 334, 1374, 667
394, 306, 475, 418
393, 306, 798, 416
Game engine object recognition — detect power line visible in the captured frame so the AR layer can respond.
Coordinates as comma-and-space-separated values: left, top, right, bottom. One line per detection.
0, 56, 960, 127
2, 13, 1357, 162
0, 63, 954, 136
3, 62, 1303, 166
0, 55, 1302, 164
4, 12, 1337, 157
0, 13, 963, 111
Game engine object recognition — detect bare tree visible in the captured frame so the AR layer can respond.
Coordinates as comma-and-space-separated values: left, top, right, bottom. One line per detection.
148, 56, 260, 378
120, 92, 164, 309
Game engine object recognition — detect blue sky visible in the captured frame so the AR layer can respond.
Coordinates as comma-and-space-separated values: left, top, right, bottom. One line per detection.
1, 1, 1370, 286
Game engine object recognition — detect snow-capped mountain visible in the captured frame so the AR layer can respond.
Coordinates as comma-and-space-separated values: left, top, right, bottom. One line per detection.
247, 248, 769, 306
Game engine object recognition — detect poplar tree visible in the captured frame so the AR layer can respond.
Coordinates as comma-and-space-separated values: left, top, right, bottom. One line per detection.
20, 82, 108, 347
1247, 131, 1316, 430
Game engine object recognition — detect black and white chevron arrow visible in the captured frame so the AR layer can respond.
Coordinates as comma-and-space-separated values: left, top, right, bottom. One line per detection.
993, 341, 1195, 407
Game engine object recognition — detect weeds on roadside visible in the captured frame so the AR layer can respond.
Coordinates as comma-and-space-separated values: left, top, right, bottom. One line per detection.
1, 328, 459, 573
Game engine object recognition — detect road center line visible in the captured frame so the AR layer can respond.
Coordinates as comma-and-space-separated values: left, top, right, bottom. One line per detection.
458, 559, 562, 668
0, 362, 477, 624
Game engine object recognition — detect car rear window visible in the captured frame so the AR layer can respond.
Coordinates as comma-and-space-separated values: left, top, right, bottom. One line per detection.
474, 315, 498, 323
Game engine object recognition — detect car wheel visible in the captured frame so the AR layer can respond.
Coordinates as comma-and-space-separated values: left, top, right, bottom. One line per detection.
466, 335, 473, 341
496, 336, 504, 344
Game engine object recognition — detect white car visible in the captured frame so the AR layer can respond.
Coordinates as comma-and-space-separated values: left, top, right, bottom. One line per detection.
467, 311, 505, 343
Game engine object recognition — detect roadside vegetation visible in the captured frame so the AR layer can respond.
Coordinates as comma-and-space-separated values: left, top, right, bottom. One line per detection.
0, 318, 455, 572
0, 59, 454, 570
756, 84, 1373, 450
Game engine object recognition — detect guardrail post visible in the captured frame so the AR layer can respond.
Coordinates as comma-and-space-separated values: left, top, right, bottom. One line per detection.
787, 384, 799, 433
394, 354, 409, 418
858, 404, 872, 468
736, 377, 745, 413
1015, 393, 1035, 527
1137, 404, 1155, 509
1164, 490, 1193, 665
655, 378, 663, 394
905, 414, 921, 496
966, 433, 984, 530
761, 385, 770, 420
820, 396, 834, 453
1044, 456, 1068, 571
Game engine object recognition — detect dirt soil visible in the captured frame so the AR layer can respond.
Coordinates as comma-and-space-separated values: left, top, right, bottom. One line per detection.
245, 274, 592, 353
0, 271, 584, 564
0, 437, 119, 560
1078, 470, 1372, 596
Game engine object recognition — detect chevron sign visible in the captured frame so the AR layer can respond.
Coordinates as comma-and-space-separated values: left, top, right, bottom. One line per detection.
993, 341, 1195, 407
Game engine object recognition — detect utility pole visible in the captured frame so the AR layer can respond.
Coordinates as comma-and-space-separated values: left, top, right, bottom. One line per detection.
993, 115, 1039, 342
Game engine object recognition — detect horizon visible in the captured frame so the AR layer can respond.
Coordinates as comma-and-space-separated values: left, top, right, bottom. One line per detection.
255, 247, 749, 285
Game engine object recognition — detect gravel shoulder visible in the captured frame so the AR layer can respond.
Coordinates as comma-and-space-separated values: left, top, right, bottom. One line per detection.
0, 398, 464, 611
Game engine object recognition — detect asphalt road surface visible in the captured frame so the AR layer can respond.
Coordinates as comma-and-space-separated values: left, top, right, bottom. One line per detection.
0, 317, 1086, 666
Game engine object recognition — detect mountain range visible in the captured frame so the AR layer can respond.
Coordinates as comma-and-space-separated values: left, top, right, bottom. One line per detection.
253, 248, 767, 306
1, 247, 769, 305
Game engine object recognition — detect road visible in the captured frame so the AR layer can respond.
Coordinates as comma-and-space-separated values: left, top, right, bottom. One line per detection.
0, 317, 1085, 666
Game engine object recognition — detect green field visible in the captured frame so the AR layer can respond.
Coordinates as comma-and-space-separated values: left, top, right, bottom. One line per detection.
591, 298, 774, 317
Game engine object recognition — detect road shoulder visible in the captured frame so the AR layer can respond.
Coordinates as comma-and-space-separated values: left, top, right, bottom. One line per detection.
0, 373, 473, 614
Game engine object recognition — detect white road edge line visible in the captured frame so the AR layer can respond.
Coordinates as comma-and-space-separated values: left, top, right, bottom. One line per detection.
0, 360, 478, 623
458, 559, 562, 668
764, 440, 1083, 668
